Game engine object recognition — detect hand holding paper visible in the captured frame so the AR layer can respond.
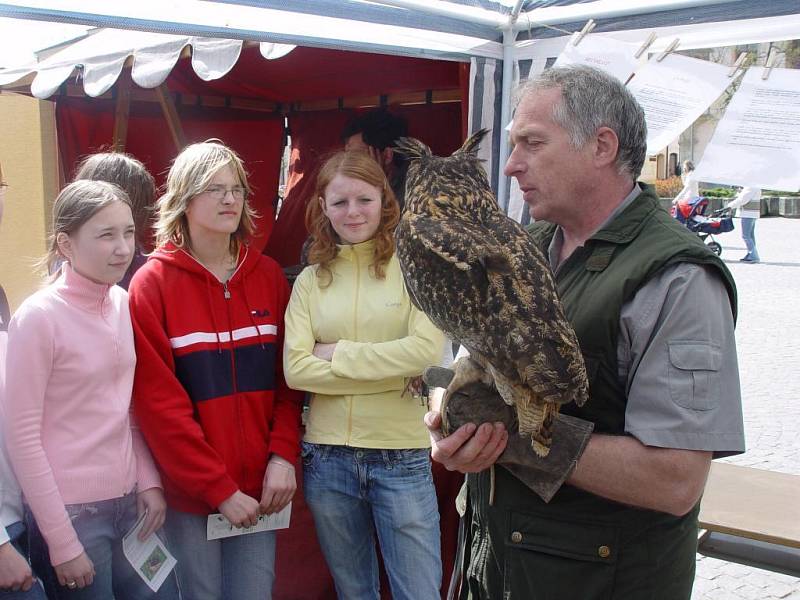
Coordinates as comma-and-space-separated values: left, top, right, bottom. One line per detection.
137, 488, 167, 541
219, 490, 261, 528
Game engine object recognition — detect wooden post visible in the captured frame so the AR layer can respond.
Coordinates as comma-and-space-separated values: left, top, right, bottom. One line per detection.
112, 70, 132, 152
155, 83, 186, 151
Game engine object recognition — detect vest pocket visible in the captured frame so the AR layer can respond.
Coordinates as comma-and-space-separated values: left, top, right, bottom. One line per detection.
502, 510, 619, 599
668, 342, 721, 411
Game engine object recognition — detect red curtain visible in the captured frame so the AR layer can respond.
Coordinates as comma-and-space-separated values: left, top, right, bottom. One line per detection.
56, 97, 284, 251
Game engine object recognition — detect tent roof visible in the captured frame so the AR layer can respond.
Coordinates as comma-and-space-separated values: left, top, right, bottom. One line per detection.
5, 0, 797, 58
0, 28, 463, 101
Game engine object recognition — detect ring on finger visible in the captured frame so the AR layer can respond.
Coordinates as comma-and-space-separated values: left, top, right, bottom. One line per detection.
66, 581, 78, 589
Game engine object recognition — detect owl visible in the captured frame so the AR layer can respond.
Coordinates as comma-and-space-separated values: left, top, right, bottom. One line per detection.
394, 129, 589, 457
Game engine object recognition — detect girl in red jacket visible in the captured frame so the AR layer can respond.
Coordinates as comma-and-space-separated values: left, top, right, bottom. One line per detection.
128, 140, 301, 600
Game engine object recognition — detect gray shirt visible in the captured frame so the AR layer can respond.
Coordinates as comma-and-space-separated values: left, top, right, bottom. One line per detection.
548, 186, 745, 457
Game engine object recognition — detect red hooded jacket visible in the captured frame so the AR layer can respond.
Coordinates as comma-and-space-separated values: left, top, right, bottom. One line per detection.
128, 242, 301, 514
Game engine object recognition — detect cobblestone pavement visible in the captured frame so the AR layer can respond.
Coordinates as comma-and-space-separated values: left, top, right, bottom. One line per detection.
692, 216, 800, 600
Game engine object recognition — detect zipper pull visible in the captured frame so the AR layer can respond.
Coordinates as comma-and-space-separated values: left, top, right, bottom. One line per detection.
223, 282, 231, 299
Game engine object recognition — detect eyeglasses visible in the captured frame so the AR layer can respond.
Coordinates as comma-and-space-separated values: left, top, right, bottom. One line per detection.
204, 185, 247, 200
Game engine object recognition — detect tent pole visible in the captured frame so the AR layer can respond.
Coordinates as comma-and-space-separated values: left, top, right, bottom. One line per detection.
514, 0, 745, 31
155, 83, 186, 151
496, 26, 515, 213
112, 70, 132, 152
370, 0, 504, 28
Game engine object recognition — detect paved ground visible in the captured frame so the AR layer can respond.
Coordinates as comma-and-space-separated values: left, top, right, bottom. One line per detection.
692, 216, 800, 599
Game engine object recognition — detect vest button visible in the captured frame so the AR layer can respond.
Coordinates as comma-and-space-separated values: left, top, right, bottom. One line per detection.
510, 531, 523, 543
598, 545, 611, 558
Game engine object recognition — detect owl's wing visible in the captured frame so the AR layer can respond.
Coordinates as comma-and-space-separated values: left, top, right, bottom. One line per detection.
405, 214, 512, 276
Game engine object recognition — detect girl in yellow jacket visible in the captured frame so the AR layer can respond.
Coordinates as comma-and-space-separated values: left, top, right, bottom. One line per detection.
284, 151, 445, 600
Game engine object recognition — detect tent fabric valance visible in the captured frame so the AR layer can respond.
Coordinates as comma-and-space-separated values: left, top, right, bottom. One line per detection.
0, 29, 295, 98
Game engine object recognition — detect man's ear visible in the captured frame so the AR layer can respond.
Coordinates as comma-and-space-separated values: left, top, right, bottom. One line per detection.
381, 147, 394, 170
594, 126, 620, 169
56, 232, 72, 260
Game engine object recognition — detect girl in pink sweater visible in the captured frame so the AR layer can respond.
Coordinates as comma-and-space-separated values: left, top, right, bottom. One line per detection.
4, 181, 178, 599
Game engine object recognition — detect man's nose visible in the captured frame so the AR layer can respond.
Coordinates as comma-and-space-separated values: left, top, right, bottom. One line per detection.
504, 146, 523, 178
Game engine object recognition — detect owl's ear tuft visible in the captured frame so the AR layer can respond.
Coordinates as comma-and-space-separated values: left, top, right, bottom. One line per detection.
455, 129, 489, 157
394, 137, 432, 159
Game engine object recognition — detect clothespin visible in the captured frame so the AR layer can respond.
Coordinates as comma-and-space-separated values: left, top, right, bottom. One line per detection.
634, 32, 657, 59
656, 38, 680, 62
728, 52, 748, 78
762, 47, 777, 81
572, 19, 596, 46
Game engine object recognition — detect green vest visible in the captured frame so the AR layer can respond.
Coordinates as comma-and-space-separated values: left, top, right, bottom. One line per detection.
461, 185, 737, 600
527, 184, 736, 434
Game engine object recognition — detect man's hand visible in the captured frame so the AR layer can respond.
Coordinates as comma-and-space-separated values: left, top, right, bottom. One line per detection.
54, 551, 94, 590
136, 487, 167, 541
312, 343, 337, 362
260, 455, 297, 515
0, 541, 34, 592
219, 491, 261, 528
424, 410, 507, 473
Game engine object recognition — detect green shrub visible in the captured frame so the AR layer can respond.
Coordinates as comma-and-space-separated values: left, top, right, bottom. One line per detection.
702, 187, 736, 198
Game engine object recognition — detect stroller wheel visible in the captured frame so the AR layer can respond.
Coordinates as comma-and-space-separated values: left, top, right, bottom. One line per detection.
707, 241, 722, 256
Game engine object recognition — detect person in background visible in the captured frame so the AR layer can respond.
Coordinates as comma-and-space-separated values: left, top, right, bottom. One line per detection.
4, 180, 178, 600
726, 186, 762, 263
73, 152, 156, 289
673, 159, 699, 207
0, 163, 47, 599
284, 151, 445, 600
341, 108, 410, 209
128, 140, 302, 600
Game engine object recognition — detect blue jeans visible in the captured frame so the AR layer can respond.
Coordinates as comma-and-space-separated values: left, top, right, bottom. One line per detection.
0, 522, 46, 599
302, 443, 442, 600
741, 217, 759, 261
164, 508, 276, 600
26, 492, 179, 600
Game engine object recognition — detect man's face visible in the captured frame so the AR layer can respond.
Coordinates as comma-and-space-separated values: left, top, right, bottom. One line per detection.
345, 133, 391, 174
504, 87, 593, 224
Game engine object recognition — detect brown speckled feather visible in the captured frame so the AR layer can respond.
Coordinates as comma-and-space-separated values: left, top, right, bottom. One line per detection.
395, 130, 589, 455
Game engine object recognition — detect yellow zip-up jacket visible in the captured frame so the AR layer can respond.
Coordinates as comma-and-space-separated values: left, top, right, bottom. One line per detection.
283, 241, 445, 449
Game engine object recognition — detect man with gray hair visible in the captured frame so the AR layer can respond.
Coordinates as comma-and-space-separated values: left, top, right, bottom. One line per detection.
425, 66, 745, 598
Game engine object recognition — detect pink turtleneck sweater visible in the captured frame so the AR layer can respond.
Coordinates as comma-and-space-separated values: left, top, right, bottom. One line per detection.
3, 264, 161, 566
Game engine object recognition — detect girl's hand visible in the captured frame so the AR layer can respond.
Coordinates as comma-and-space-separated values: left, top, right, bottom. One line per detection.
137, 487, 167, 541
312, 342, 337, 362
0, 541, 34, 592
218, 491, 260, 528
54, 552, 94, 590
260, 455, 297, 515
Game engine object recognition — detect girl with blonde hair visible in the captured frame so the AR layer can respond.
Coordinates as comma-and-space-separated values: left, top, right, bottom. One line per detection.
128, 140, 301, 600
284, 150, 445, 600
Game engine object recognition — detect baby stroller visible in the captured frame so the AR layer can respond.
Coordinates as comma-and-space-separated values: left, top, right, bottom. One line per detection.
672, 196, 734, 256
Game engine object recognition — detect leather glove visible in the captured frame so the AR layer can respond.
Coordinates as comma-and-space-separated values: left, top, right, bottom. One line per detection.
425, 366, 594, 503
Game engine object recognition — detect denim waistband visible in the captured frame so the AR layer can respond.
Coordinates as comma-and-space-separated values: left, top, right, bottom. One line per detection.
303, 442, 429, 464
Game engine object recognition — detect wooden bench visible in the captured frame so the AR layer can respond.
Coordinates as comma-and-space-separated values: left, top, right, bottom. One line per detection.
697, 462, 800, 576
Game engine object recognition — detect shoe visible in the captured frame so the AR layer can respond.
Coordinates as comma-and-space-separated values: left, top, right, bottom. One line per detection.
739, 256, 759, 263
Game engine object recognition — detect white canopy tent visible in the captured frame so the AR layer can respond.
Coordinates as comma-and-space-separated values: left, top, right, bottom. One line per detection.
1, 0, 798, 208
